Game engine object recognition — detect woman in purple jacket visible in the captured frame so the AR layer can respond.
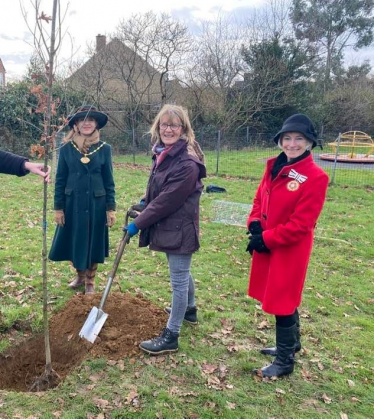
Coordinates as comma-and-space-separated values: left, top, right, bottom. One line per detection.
124, 104, 206, 355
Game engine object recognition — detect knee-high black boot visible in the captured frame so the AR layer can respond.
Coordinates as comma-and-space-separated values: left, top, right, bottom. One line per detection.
260, 311, 301, 356
254, 323, 297, 378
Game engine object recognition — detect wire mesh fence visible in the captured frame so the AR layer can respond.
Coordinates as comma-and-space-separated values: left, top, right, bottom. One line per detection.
4, 123, 374, 187
103, 126, 374, 187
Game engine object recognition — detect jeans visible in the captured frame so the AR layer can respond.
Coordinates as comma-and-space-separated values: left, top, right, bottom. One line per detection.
166, 253, 195, 334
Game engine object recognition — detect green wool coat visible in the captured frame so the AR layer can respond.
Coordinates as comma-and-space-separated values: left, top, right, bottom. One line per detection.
49, 140, 116, 270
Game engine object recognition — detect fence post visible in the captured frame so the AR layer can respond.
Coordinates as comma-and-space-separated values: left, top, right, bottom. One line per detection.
246, 126, 249, 146
132, 127, 136, 165
330, 132, 341, 185
216, 130, 221, 176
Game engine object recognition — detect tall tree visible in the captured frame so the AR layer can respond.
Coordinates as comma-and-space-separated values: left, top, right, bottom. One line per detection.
180, 14, 246, 131
291, 0, 374, 89
240, 34, 316, 131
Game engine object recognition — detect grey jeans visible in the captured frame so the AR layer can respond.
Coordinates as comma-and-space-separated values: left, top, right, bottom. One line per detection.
166, 253, 196, 334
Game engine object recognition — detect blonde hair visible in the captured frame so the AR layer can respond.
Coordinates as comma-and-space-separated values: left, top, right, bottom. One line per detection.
149, 104, 194, 144
149, 104, 205, 163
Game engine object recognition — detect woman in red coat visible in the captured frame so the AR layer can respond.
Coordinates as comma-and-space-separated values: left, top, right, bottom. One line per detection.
246, 114, 329, 378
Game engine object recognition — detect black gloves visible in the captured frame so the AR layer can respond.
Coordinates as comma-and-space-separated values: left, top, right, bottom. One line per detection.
246, 221, 270, 255
249, 220, 263, 235
246, 234, 270, 255
128, 200, 145, 219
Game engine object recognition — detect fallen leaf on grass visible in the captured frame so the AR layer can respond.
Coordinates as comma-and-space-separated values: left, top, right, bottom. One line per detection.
340, 413, 348, 419
321, 393, 332, 404
88, 374, 102, 382
201, 363, 218, 374
125, 390, 139, 406
257, 320, 271, 330
347, 379, 355, 387
226, 401, 236, 409
275, 388, 286, 394
207, 376, 221, 386
93, 398, 109, 408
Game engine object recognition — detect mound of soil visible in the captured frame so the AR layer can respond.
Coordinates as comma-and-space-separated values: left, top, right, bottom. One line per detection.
0, 292, 167, 392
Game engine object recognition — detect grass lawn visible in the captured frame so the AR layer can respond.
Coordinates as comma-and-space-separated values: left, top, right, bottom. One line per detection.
0, 154, 373, 418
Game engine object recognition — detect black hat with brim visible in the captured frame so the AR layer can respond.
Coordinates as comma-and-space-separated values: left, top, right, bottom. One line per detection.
68, 105, 108, 129
273, 113, 318, 148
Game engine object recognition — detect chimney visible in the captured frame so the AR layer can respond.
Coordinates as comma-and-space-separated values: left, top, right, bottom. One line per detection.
96, 34, 106, 52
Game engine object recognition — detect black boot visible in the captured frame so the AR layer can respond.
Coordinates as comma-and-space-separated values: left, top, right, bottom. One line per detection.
164, 306, 198, 325
139, 328, 179, 355
260, 312, 301, 356
254, 324, 297, 378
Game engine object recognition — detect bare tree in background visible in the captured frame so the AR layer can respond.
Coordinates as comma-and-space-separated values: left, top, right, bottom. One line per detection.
181, 14, 246, 131
66, 12, 190, 155
113, 12, 190, 123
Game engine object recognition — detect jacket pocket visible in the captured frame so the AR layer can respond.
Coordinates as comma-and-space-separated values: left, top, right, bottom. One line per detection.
94, 189, 106, 197
151, 218, 183, 250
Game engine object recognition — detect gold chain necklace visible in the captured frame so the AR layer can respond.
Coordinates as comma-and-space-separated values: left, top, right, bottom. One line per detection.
71, 141, 106, 164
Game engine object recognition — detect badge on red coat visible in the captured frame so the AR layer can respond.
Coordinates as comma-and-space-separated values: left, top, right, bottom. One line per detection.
287, 169, 307, 191
287, 180, 300, 191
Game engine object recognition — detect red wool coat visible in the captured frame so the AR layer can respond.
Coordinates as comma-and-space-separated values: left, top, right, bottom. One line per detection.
247, 153, 329, 315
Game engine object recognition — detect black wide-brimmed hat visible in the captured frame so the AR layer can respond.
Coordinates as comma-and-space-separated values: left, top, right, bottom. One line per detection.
273, 113, 318, 148
68, 105, 108, 129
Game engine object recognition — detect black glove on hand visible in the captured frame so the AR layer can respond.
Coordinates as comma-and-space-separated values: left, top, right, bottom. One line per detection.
246, 233, 270, 255
246, 220, 264, 254
128, 200, 145, 219
249, 220, 263, 235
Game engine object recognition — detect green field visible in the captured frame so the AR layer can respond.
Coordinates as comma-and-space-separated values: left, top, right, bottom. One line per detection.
0, 155, 373, 418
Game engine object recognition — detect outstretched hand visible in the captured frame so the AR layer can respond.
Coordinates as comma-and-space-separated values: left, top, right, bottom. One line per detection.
24, 162, 51, 183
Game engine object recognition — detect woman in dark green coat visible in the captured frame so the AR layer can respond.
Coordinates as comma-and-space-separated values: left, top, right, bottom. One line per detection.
49, 105, 116, 294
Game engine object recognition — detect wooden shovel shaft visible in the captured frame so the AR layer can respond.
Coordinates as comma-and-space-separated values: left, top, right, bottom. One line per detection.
98, 232, 130, 311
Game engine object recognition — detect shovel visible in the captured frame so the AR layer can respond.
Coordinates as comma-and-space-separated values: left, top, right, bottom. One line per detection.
79, 212, 132, 343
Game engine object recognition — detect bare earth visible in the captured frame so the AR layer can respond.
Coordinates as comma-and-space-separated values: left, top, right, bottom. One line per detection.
0, 292, 167, 392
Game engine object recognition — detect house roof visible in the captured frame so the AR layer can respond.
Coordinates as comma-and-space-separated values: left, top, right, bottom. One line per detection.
68, 37, 160, 82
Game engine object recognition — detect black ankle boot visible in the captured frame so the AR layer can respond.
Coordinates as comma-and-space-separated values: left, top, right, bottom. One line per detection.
260, 314, 301, 356
164, 306, 198, 325
139, 328, 179, 355
254, 324, 297, 378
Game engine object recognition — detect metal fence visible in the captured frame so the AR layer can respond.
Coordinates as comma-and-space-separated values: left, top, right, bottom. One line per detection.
4, 124, 373, 187
103, 126, 374, 187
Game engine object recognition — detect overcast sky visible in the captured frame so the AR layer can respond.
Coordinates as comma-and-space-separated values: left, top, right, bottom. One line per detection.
0, 0, 265, 81
1, 0, 373, 81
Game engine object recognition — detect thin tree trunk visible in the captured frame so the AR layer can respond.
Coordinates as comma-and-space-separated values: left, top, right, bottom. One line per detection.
42, 0, 58, 375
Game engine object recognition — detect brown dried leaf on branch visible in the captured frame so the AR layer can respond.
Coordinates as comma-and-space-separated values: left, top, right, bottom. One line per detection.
39, 12, 52, 23
30, 144, 45, 159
